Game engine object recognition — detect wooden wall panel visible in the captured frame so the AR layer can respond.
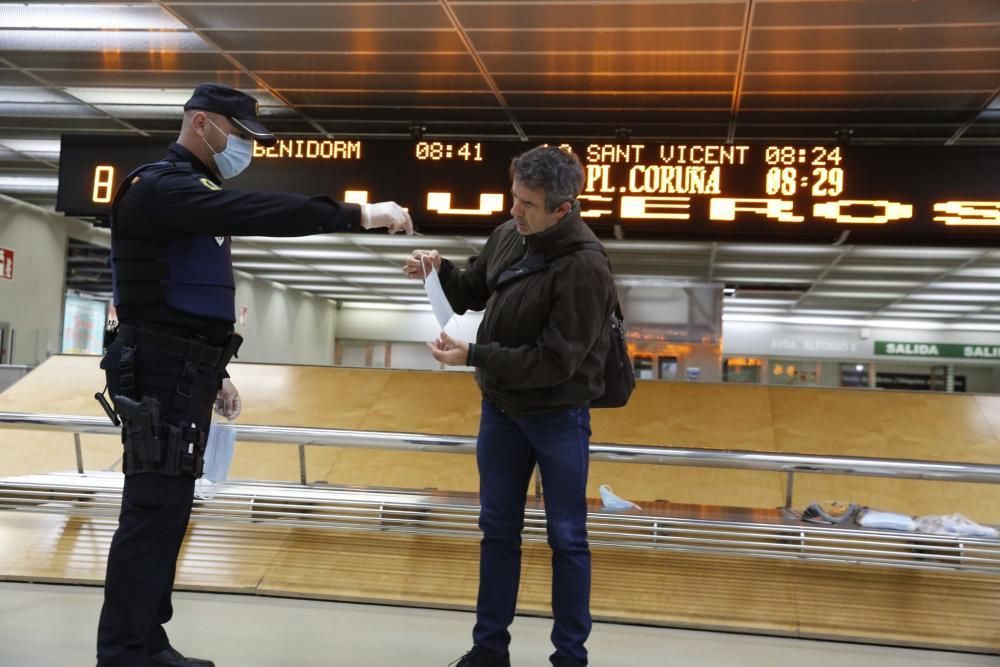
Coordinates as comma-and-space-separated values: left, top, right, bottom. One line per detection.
975, 395, 1000, 443
0, 430, 82, 476
355, 370, 481, 436
174, 523, 293, 593
313, 449, 481, 492
520, 546, 800, 635
0, 355, 106, 416
230, 364, 395, 429
770, 386, 999, 463
3, 356, 997, 470
228, 442, 303, 483
789, 563, 1000, 649
257, 530, 481, 607
3, 515, 114, 584
590, 382, 777, 450
0, 513, 71, 572
79, 434, 126, 472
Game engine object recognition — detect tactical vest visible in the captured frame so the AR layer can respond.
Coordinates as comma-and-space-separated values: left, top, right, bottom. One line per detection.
110, 162, 236, 322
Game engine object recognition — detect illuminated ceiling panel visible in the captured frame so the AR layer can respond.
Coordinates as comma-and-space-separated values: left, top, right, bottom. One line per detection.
0, 0, 995, 326
0, 4, 184, 30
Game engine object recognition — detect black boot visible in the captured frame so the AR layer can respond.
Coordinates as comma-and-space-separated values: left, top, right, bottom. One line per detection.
551, 656, 586, 667
449, 645, 511, 667
149, 646, 215, 667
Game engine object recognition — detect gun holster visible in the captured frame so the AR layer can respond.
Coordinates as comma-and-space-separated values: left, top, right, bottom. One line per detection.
113, 395, 205, 476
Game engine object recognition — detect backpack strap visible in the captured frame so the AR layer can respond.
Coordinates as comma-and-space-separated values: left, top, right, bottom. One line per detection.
547, 242, 624, 319
495, 241, 614, 291
543, 241, 605, 262
494, 252, 548, 289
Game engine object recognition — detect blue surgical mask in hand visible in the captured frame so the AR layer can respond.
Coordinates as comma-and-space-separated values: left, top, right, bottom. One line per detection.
599, 484, 640, 512
423, 258, 454, 329
204, 119, 253, 179
195, 418, 237, 500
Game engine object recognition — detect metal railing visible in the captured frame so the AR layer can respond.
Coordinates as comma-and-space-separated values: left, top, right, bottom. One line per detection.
3, 412, 1000, 496
1, 411, 999, 574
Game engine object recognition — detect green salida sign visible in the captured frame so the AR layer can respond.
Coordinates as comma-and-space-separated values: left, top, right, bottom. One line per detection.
876, 341, 1000, 359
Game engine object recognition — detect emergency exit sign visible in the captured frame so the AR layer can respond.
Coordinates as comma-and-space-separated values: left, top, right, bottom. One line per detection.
0, 247, 12, 280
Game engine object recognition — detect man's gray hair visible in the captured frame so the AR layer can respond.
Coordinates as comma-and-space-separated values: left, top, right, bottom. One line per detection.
509, 146, 584, 211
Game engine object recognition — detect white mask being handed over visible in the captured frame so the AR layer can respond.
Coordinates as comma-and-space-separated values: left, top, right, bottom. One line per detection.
203, 118, 253, 179
422, 257, 455, 329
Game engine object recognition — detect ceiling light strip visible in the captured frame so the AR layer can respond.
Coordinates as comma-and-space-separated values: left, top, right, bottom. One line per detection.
343, 235, 419, 273
149, 0, 329, 137
240, 239, 418, 306
790, 246, 852, 311
873, 249, 993, 318
0, 142, 57, 169
726, 0, 756, 144
438, 0, 527, 141
948, 84, 1000, 144
723, 313, 1000, 332
0, 56, 149, 136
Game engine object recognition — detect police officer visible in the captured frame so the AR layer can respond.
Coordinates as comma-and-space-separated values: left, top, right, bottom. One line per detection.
96, 83, 412, 667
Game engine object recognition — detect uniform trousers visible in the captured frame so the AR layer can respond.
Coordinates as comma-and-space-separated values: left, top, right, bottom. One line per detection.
96, 338, 220, 667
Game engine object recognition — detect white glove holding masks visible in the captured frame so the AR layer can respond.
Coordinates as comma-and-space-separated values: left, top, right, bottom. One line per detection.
361, 202, 413, 235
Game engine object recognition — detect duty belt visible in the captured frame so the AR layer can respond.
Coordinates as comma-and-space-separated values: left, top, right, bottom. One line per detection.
115, 323, 236, 370
104, 325, 242, 477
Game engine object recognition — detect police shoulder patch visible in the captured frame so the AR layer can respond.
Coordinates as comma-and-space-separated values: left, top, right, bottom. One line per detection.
199, 177, 221, 191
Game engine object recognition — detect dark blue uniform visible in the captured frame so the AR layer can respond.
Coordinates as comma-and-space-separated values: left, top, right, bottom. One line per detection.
112, 142, 360, 326
97, 142, 360, 667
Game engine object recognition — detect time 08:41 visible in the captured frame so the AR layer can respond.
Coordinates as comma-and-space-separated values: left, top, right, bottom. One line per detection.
415, 141, 484, 161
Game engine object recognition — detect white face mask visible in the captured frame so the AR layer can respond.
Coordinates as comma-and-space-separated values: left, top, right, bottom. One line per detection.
422, 258, 454, 329
203, 118, 253, 179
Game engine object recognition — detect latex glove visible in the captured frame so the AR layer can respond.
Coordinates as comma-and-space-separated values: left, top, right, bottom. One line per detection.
427, 331, 469, 367
403, 249, 441, 280
361, 202, 413, 235
215, 378, 242, 420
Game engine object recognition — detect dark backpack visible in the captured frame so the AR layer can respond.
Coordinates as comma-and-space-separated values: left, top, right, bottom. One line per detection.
569, 243, 635, 408
497, 240, 636, 409
592, 299, 635, 408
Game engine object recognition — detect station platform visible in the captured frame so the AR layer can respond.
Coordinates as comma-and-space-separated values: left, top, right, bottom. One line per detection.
2, 357, 999, 657
0, 581, 992, 667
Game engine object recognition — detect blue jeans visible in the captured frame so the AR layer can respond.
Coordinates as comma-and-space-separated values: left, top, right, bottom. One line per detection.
473, 400, 592, 664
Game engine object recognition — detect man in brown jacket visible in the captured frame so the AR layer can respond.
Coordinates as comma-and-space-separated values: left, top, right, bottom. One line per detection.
403, 146, 616, 667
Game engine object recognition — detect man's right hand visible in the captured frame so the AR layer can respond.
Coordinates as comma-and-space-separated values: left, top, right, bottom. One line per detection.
403, 249, 441, 280
361, 202, 413, 235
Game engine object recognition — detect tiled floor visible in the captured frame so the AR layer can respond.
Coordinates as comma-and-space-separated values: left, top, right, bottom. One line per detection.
0, 581, 994, 667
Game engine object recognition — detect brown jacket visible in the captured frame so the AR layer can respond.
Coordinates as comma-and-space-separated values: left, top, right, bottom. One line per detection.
440, 207, 616, 415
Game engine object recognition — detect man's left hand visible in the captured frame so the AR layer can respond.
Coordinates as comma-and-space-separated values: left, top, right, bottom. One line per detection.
428, 331, 469, 367
216, 378, 242, 420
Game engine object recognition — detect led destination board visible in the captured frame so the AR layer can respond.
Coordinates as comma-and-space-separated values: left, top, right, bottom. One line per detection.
57, 135, 1000, 244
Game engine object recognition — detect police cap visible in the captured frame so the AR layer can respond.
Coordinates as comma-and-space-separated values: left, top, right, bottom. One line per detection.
184, 83, 277, 146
